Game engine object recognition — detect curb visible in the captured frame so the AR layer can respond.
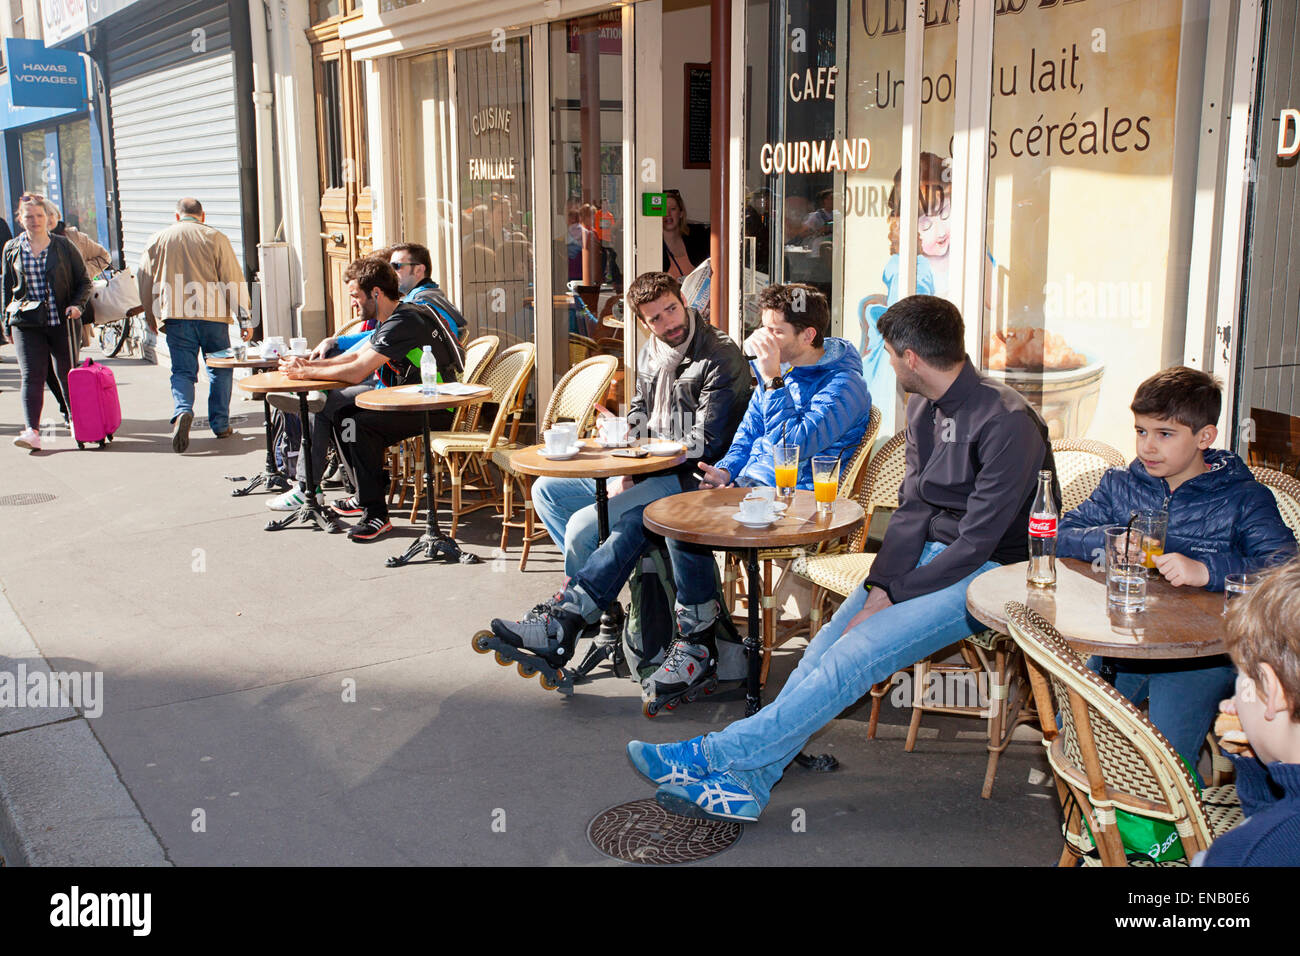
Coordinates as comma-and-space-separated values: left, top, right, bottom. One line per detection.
0, 589, 170, 867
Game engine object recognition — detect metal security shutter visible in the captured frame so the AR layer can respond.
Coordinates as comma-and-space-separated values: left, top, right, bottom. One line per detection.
105, 0, 246, 269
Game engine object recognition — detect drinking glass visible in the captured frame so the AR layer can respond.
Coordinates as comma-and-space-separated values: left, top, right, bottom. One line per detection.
811, 455, 839, 517
1130, 509, 1168, 576
1104, 525, 1147, 612
772, 443, 798, 499
1223, 572, 1260, 616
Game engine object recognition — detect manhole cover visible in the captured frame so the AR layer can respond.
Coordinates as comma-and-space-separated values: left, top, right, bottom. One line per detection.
587, 798, 743, 865
0, 493, 57, 506
192, 415, 249, 429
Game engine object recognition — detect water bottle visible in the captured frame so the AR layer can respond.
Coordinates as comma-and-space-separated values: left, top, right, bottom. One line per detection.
1027, 470, 1058, 588
420, 345, 439, 395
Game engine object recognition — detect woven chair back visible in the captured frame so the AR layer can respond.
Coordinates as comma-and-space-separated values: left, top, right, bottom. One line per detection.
541, 354, 619, 435
848, 430, 906, 552
1249, 465, 1300, 537
837, 405, 883, 504
1051, 438, 1128, 514
477, 342, 536, 447
461, 335, 499, 385
568, 333, 598, 367
451, 335, 501, 433
1004, 602, 1213, 846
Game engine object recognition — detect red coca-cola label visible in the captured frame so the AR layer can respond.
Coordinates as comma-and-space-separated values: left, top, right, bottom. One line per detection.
1028, 516, 1057, 537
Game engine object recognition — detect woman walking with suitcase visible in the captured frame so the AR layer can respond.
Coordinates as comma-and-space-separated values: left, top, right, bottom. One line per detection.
2, 194, 92, 451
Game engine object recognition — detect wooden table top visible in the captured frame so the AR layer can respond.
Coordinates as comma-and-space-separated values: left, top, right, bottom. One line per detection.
354, 385, 491, 412
206, 354, 279, 370
238, 371, 352, 395
643, 488, 864, 550
509, 441, 687, 479
966, 557, 1228, 660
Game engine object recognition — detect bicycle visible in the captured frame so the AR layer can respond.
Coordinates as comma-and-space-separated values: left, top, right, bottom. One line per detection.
98, 311, 145, 358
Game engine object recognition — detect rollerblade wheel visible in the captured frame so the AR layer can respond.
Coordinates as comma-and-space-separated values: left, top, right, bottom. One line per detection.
642, 700, 659, 719
469, 630, 493, 655
516, 660, 537, 680
538, 673, 559, 692
494, 651, 512, 668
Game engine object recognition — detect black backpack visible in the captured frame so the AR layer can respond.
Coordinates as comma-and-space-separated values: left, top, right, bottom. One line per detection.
270, 406, 302, 481
622, 541, 746, 682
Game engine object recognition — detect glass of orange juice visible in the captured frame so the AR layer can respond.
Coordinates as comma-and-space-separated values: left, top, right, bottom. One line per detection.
773, 443, 799, 498
1130, 509, 1168, 576
812, 455, 839, 516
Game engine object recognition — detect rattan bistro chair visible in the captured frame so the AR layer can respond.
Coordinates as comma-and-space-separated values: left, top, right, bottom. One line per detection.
426, 342, 536, 536
727, 406, 883, 685
1004, 602, 1244, 866
1053, 438, 1128, 510
495, 354, 619, 568
1250, 465, 1300, 535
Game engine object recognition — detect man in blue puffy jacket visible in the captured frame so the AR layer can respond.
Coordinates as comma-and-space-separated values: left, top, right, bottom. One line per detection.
1057, 366, 1296, 766
696, 282, 872, 491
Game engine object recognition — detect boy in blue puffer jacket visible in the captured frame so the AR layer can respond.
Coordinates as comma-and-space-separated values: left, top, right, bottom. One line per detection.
1058, 367, 1296, 767
697, 282, 872, 491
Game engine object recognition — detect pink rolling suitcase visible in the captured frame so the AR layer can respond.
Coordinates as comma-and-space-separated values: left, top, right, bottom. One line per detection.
67, 357, 122, 448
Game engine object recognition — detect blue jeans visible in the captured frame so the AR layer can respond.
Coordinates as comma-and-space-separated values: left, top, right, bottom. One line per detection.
165, 320, 233, 434
701, 541, 999, 812
1090, 655, 1236, 767
539, 473, 718, 623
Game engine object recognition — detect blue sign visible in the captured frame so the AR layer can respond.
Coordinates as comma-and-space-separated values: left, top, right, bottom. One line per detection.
5, 38, 86, 109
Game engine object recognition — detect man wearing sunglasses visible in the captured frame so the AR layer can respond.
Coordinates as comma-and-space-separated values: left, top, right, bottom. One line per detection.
389, 243, 463, 340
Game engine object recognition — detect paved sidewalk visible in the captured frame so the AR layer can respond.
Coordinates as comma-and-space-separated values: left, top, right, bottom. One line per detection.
0, 344, 1061, 865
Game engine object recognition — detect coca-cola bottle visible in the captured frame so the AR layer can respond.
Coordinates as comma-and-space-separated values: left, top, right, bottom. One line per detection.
1027, 470, 1058, 588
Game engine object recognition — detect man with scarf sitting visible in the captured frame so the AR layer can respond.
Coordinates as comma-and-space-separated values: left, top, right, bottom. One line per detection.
488, 271, 751, 689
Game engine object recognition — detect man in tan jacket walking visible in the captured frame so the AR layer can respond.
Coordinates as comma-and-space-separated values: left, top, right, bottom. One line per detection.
138, 198, 251, 452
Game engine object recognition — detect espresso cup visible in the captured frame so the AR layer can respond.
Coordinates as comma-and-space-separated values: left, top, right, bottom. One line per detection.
290, 337, 309, 355
543, 428, 565, 453
748, 486, 776, 503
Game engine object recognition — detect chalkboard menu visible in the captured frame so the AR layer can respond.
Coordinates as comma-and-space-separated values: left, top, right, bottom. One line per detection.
684, 63, 711, 169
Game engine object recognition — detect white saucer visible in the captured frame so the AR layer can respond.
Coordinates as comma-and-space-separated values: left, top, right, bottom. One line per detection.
538, 444, 582, 460
645, 441, 684, 455
595, 437, 630, 448
733, 510, 778, 528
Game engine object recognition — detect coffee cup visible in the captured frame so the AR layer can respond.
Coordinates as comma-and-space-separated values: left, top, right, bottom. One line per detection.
599, 417, 629, 445
739, 494, 771, 522
748, 486, 776, 503
552, 422, 578, 448
290, 337, 309, 355
543, 428, 566, 453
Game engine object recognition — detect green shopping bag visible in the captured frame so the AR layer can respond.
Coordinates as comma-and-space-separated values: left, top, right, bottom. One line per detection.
1080, 757, 1201, 863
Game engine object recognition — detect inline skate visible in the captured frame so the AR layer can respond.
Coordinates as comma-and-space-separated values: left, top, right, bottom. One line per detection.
640, 636, 719, 718
470, 594, 597, 694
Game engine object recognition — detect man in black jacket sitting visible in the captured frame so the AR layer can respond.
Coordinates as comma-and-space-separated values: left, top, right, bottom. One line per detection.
627, 295, 1057, 821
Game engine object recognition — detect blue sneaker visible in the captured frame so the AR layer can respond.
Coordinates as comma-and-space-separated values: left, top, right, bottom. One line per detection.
655, 771, 761, 823
626, 736, 709, 787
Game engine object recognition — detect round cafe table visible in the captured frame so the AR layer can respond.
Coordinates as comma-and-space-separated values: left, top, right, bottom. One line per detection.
509, 439, 687, 681
354, 384, 492, 567
965, 557, 1228, 660
644, 488, 864, 716
965, 556, 1230, 753
239, 371, 352, 533
206, 353, 284, 497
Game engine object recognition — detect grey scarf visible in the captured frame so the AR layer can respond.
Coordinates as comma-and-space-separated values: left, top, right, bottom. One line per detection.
647, 308, 696, 439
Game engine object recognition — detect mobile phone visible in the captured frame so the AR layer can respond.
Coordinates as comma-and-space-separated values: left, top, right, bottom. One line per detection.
612, 447, 649, 458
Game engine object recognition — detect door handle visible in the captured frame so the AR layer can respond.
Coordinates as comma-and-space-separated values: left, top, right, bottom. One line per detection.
319, 232, 346, 246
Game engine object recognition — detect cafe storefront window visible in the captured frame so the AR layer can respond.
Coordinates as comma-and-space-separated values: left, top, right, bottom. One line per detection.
455, 35, 537, 416
548, 12, 626, 385
979, 0, 1215, 453
746, 0, 1236, 452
